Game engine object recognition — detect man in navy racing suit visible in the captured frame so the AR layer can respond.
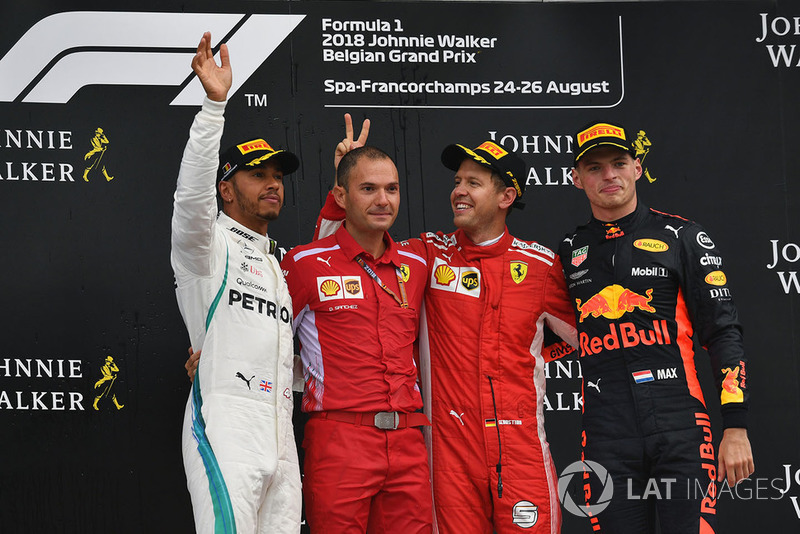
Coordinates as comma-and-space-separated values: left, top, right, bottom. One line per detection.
557, 120, 754, 533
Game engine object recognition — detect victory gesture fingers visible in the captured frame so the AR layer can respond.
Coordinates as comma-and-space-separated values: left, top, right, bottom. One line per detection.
191, 32, 232, 102
334, 113, 371, 173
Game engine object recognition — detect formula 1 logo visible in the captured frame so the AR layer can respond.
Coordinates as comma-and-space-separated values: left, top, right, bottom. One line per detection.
0, 11, 305, 105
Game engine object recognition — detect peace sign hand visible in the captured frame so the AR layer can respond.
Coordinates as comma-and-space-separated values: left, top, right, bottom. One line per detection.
334, 113, 371, 176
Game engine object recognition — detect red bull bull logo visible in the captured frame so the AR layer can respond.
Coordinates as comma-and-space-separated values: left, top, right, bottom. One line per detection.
604, 225, 624, 239
576, 285, 656, 322
720, 365, 744, 404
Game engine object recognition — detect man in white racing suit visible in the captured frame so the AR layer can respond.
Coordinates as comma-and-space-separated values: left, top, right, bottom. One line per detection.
171, 32, 300, 533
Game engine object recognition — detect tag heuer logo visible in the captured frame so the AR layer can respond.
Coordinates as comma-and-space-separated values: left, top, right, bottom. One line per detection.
571, 246, 588, 267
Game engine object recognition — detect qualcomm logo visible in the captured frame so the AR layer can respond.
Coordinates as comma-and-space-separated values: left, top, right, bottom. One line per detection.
0, 11, 305, 105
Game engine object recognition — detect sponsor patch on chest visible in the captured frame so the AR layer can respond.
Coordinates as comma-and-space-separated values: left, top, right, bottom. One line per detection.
429, 258, 481, 297
316, 275, 365, 301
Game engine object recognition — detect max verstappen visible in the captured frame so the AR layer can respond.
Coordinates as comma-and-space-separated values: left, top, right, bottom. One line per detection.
558, 121, 754, 533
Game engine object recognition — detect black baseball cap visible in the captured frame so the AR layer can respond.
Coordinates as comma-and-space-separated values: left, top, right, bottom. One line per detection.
441, 141, 526, 209
573, 121, 635, 165
218, 138, 300, 182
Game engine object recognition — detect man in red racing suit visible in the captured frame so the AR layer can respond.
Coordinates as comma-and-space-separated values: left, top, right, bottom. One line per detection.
557, 120, 753, 533
318, 130, 578, 533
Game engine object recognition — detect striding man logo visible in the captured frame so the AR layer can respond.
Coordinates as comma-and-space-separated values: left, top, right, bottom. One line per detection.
632, 129, 656, 183
83, 127, 114, 182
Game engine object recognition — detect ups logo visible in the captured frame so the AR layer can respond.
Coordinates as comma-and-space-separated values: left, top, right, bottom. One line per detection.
461, 272, 479, 291
344, 279, 361, 295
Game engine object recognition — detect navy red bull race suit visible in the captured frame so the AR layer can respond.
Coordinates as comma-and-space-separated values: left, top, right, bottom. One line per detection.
558, 202, 749, 534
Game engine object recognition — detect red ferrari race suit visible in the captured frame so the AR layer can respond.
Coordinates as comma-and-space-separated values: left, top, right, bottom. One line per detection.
315, 194, 578, 534
557, 203, 749, 534
281, 224, 433, 533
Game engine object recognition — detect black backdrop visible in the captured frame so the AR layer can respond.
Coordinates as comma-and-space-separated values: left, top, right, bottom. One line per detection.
1, 1, 799, 532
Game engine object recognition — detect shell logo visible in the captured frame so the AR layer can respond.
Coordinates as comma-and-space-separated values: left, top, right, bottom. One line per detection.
704, 271, 727, 286
634, 239, 668, 252
434, 264, 456, 286
320, 279, 341, 297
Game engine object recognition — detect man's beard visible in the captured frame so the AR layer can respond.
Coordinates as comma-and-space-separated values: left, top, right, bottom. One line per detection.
232, 181, 281, 221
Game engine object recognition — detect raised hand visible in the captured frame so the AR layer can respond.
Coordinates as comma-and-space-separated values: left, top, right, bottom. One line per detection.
191, 32, 232, 102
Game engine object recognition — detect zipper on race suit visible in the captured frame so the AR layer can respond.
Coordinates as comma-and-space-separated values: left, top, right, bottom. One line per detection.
487, 375, 503, 499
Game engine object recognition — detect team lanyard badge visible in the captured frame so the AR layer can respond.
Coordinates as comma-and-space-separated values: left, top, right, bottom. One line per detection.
355, 255, 409, 309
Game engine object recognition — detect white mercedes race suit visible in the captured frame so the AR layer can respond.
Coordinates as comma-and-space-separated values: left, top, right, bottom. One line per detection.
171, 98, 300, 534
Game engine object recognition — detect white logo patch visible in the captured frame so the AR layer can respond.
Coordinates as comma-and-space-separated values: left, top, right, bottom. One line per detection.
430, 258, 481, 298
316, 275, 364, 302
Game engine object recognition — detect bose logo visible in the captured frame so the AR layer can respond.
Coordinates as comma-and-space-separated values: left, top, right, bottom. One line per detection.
0, 12, 305, 105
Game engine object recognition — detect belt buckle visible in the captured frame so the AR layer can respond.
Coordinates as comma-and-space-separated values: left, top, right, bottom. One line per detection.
374, 411, 399, 430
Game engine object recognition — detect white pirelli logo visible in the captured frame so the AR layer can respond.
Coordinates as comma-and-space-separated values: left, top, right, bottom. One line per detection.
0, 11, 305, 105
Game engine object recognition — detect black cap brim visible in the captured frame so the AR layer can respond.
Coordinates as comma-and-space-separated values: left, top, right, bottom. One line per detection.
441, 144, 497, 174
574, 141, 634, 165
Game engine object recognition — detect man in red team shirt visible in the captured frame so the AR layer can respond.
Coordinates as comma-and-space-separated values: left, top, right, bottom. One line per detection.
317, 118, 578, 534
282, 145, 433, 533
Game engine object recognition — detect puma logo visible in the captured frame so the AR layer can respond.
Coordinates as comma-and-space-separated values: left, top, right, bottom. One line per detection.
563, 236, 575, 246
317, 256, 332, 267
449, 410, 465, 426
587, 379, 601, 393
442, 253, 453, 262
235, 372, 255, 390
665, 225, 683, 238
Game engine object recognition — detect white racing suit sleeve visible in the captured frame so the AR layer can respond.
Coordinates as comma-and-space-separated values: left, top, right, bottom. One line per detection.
170, 97, 227, 349
171, 96, 226, 277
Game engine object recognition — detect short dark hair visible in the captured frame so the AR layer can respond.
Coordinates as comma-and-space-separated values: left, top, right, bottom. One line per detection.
337, 146, 393, 190
488, 170, 518, 216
